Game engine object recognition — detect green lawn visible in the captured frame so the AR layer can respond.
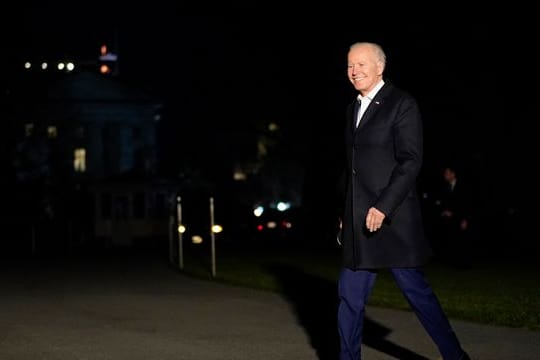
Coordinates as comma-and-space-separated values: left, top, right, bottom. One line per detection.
178, 245, 540, 331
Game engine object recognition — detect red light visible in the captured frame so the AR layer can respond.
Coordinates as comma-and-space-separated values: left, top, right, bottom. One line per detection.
256, 224, 264, 231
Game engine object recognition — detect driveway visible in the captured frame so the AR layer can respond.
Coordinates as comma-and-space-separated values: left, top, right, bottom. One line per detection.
1, 252, 539, 359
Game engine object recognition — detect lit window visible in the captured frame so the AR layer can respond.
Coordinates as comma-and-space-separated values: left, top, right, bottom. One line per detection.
268, 122, 279, 132
74, 148, 86, 172
257, 140, 267, 158
47, 126, 58, 139
233, 169, 247, 181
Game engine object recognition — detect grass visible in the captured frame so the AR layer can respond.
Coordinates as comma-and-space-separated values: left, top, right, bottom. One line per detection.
178, 242, 540, 332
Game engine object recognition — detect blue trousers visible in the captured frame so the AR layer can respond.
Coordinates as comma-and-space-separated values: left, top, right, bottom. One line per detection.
338, 267, 466, 360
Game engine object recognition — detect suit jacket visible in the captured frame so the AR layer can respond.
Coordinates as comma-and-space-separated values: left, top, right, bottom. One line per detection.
437, 178, 472, 234
340, 81, 433, 269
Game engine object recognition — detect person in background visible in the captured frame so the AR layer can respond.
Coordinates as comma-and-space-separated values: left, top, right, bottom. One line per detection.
336, 41, 470, 360
434, 164, 473, 268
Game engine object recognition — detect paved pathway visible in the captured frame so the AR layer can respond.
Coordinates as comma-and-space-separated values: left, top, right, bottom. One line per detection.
1, 253, 539, 359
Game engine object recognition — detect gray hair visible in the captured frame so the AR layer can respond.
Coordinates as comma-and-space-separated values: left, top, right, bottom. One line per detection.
349, 42, 386, 68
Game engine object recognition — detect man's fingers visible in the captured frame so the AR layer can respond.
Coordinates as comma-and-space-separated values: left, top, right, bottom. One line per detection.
366, 208, 384, 232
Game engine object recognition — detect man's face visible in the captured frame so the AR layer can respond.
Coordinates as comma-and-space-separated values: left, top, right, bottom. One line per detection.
347, 45, 384, 96
443, 168, 456, 183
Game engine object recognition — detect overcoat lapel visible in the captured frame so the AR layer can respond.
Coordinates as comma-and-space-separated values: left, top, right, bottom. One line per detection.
355, 83, 391, 132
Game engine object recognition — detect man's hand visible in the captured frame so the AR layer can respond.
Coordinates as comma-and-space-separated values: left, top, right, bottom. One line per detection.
366, 207, 385, 232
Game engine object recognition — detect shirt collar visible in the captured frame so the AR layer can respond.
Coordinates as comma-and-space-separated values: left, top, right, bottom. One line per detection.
357, 79, 385, 103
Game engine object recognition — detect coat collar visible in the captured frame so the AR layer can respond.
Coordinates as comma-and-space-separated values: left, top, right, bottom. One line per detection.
353, 81, 393, 132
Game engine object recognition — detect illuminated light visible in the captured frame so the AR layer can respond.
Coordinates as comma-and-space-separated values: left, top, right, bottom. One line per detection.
192, 235, 203, 244
24, 62, 31, 69
57, 62, 65, 70
100, 44, 118, 61
253, 206, 264, 217
177, 224, 186, 233
212, 225, 223, 233
66, 62, 75, 71
276, 201, 290, 211
100, 64, 111, 74
257, 140, 268, 157
282, 221, 292, 229
267, 221, 277, 229
47, 126, 58, 139
257, 224, 264, 231
268, 122, 279, 131
41, 62, 48, 70
233, 169, 247, 181
73, 148, 86, 172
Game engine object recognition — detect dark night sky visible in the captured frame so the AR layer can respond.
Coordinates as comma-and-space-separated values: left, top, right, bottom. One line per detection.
3, 7, 536, 212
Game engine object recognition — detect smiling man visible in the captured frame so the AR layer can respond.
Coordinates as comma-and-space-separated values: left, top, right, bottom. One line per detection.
336, 42, 471, 360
